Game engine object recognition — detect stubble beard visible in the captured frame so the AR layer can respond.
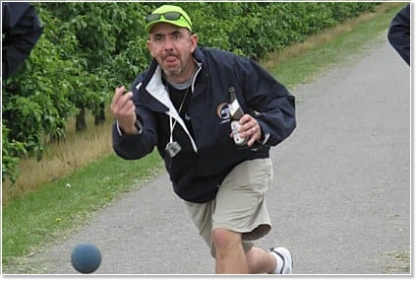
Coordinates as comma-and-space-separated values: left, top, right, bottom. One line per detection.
162, 60, 187, 82
163, 66, 183, 76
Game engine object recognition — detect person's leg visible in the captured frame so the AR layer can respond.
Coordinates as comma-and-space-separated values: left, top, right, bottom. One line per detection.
185, 159, 293, 274
246, 246, 294, 274
184, 199, 214, 250
211, 158, 273, 274
211, 239, 292, 275
211, 229, 248, 273
246, 247, 277, 273
184, 200, 251, 273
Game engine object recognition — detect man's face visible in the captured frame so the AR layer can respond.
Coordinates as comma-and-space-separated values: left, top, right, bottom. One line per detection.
147, 23, 197, 78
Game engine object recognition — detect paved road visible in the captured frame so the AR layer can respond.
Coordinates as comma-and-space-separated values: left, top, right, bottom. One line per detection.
35, 33, 411, 275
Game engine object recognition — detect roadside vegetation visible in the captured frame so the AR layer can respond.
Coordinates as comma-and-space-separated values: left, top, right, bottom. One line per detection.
2, 1, 382, 187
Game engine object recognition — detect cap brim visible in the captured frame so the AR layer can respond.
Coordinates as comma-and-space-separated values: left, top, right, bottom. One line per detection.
145, 18, 191, 33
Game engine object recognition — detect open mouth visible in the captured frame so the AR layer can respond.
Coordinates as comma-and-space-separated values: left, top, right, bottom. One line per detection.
165, 55, 178, 64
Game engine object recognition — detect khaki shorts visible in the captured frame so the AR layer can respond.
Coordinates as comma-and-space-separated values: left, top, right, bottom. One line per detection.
185, 158, 273, 258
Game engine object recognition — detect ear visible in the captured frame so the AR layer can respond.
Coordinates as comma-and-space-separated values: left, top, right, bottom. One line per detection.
147, 40, 155, 58
190, 33, 199, 53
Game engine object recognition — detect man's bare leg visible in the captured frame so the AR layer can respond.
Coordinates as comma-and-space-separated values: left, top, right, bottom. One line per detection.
246, 246, 278, 274
212, 229, 248, 274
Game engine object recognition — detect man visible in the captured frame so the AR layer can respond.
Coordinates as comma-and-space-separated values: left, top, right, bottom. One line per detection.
110, 5, 296, 274
387, 3, 410, 66
2, 2, 43, 78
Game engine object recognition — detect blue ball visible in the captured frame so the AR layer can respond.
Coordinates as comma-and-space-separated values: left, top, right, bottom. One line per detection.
71, 243, 102, 274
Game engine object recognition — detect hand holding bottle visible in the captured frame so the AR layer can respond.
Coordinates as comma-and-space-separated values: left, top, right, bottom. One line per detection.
230, 114, 262, 147
228, 87, 261, 147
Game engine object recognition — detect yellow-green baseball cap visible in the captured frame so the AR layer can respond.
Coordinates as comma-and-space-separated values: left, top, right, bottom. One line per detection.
145, 5, 192, 33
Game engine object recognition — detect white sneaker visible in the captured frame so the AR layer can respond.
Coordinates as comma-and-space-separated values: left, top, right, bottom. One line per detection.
269, 247, 293, 274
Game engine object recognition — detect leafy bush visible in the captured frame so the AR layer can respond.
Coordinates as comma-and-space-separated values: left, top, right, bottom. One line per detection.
1, 2, 380, 182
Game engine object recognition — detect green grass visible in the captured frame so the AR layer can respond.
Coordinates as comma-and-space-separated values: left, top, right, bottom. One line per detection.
1, 3, 405, 273
2, 151, 164, 266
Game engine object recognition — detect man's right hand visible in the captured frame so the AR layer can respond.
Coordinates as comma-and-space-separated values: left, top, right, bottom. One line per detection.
110, 86, 139, 135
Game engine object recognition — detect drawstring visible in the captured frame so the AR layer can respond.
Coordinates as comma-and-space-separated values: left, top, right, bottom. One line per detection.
168, 87, 190, 143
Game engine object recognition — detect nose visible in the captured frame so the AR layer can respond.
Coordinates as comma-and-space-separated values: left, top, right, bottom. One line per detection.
163, 38, 174, 52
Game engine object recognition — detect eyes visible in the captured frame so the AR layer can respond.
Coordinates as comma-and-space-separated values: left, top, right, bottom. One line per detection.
152, 31, 182, 43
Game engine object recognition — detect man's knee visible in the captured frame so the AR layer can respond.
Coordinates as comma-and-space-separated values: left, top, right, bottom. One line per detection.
211, 228, 242, 251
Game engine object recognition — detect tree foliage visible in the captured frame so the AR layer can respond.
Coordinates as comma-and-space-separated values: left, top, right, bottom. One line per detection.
1, 2, 380, 182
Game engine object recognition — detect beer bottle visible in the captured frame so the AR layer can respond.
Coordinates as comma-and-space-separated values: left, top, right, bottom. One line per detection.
228, 87, 248, 146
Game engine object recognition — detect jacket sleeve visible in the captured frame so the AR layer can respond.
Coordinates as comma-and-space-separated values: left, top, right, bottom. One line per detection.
388, 4, 410, 66
2, 2, 43, 78
112, 77, 158, 160
235, 57, 296, 147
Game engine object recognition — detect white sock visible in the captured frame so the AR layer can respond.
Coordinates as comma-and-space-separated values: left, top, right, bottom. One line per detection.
271, 251, 284, 274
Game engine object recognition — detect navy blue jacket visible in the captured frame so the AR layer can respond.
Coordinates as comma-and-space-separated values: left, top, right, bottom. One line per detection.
112, 47, 296, 203
2, 2, 43, 78
388, 4, 410, 66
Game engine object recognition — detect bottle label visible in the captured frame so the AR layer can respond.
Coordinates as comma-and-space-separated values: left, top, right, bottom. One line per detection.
229, 99, 241, 117
231, 120, 248, 145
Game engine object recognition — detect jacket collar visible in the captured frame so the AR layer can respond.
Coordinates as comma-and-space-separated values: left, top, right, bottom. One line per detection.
138, 52, 203, 153
144, 55, 203, 109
